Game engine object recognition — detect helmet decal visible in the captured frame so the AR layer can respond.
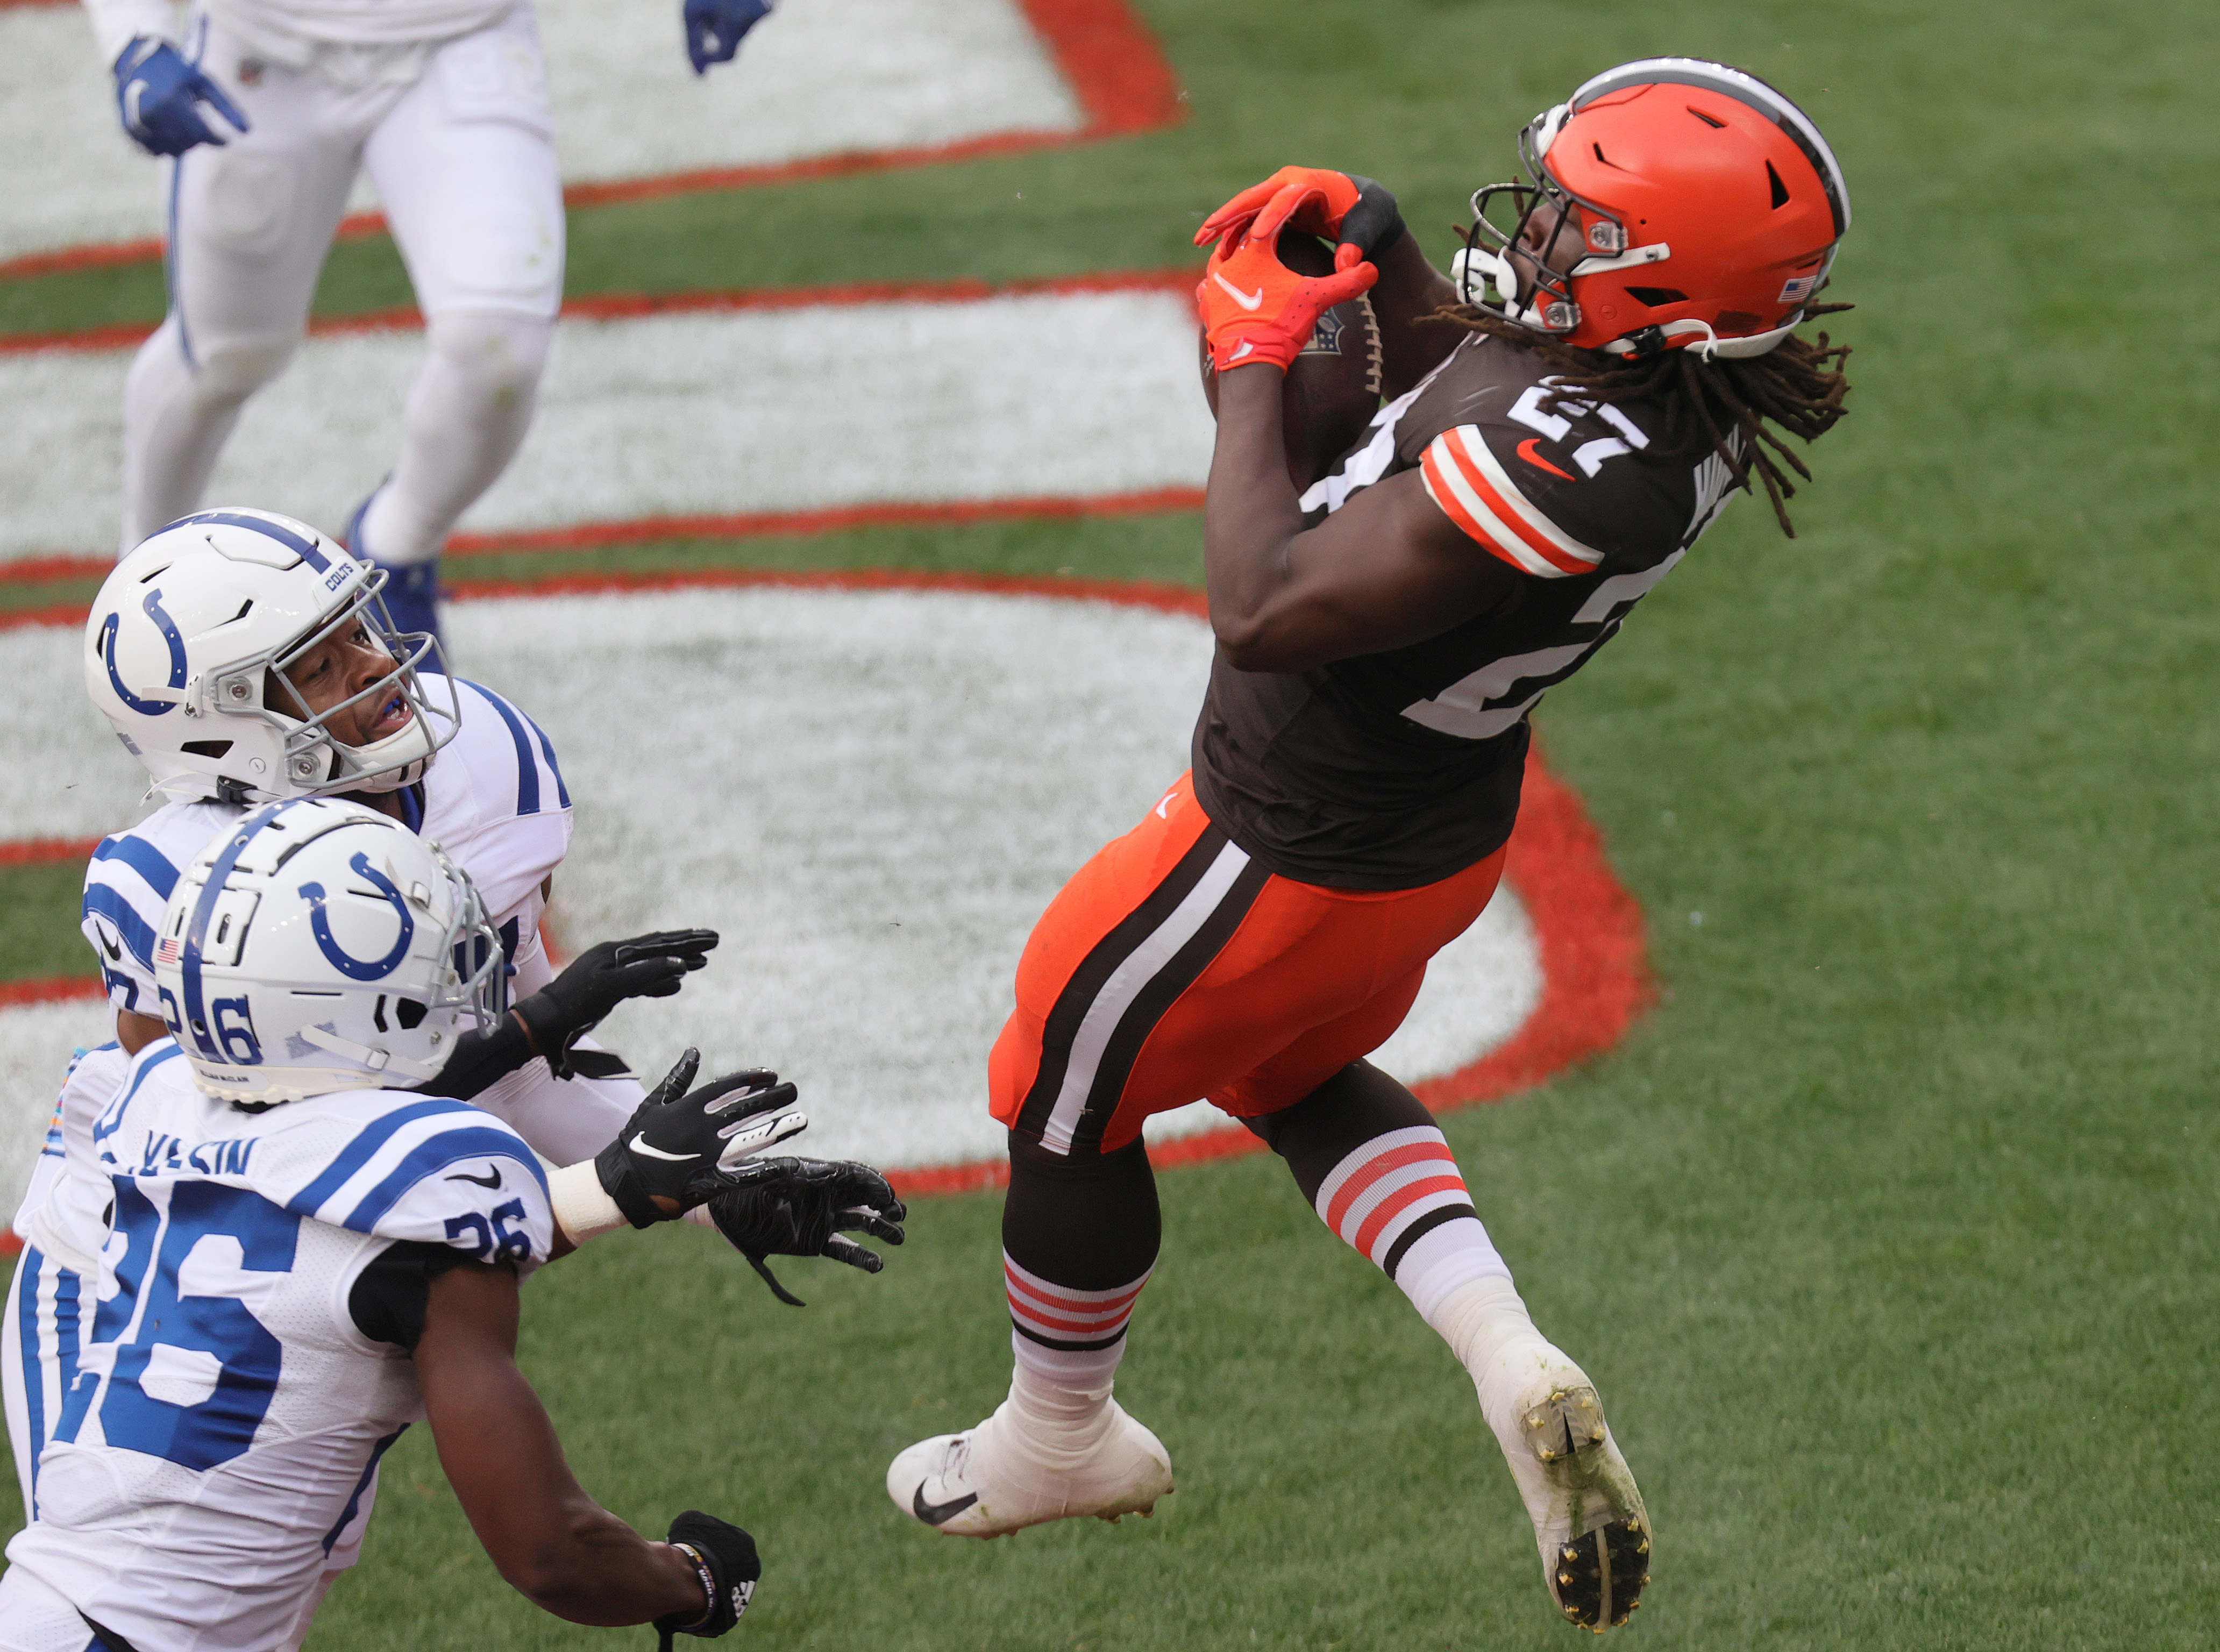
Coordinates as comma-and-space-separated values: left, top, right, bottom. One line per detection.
298, 852, 417, 981
99, 588, 190, 717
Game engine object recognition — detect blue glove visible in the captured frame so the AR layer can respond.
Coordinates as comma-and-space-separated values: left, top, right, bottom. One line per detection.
683, 0, 771, 74
114, 38, 250, 156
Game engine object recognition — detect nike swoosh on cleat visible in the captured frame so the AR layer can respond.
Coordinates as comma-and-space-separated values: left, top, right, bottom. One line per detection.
444, 1165, 502, 1188
627, 1133, 698, 1162
1517, 438, 1577, 481
1212, 272, 1265, 310
912, 1484, 980, 1526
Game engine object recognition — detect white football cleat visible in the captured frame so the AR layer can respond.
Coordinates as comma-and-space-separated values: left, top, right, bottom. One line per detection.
887, 1391, 1173, 1539
1477, 1340, 1651, 1633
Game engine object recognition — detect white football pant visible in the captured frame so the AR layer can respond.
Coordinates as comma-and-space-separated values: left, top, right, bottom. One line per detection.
120, 3, 565, 559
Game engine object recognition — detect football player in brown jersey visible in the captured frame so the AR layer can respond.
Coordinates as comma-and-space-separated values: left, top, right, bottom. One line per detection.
888, 59, 1853, 1635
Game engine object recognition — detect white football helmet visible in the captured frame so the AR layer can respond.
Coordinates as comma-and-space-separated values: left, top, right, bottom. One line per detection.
153, 798, 506, 1106
85, 508, 459, 803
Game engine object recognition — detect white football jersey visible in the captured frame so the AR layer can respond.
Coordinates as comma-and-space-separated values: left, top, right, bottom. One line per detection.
4, 1040, 554, 1652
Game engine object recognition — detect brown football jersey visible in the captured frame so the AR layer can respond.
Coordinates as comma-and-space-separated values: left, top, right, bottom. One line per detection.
1191, 330, 1742, 890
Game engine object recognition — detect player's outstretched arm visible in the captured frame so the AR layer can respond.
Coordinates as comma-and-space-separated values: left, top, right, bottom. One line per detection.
430, 928, 719, 1099
416, 1260, 757, 1635
1202, 364, 1517, 674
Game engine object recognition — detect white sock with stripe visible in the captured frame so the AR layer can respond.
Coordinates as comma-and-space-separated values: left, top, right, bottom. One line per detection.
1306, 1122, 1567, 1394
1001, 1253, 1149, 1455
1311, 1123, 1513, 1319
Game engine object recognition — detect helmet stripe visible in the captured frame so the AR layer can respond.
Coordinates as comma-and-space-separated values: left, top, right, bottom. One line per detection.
179, 802, 289, 1063
189, 510, 335, 574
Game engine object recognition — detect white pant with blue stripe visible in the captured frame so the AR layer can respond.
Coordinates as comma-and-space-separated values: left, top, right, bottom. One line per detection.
3, 1245, 84, 1524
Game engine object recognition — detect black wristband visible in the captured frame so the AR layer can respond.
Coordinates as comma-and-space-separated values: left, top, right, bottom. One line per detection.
670, 1541, 718, 1630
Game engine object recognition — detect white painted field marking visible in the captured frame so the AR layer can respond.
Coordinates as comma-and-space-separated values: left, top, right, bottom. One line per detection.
1, 286, 1213, 558
0, 0, 1081, 264
0, 587, 1543, 1201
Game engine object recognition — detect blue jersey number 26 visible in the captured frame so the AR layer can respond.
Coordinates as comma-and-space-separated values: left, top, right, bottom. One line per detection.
58, 1178, 301, 1472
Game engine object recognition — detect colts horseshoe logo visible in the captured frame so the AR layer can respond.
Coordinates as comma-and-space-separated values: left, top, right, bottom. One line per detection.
299, 852, 417, 980
101, 588, 189, 716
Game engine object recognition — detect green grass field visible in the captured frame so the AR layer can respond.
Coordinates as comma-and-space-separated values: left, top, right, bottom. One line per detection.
7, 0, 2220, 1646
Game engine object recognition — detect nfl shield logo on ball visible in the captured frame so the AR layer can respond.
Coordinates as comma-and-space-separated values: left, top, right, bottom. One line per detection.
1301, 307, 1346, 356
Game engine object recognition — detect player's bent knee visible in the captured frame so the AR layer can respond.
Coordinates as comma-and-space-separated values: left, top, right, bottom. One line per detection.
191, 335, 299, 403
426, 310, 554, 408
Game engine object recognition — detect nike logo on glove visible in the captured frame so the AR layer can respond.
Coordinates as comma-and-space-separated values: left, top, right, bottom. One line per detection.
444, 1164, 503, 1189
628, 1133, 699, 1162
912, 1483, 980, 1525
1211, 272, 1265, 310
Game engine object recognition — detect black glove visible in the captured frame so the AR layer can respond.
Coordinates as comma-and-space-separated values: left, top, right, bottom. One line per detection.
594, 1049, 806, 1228
654, 1510, 759, 1649
1336, 174, 1406, 260
515, 929, 718, 1079
705, 1159, 906, 1307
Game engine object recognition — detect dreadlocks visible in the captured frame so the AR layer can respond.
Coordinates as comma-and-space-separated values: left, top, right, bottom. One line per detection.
1429, 301, 1853, 537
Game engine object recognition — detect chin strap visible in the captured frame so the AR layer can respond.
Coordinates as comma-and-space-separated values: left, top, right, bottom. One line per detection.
1600, 312, 1802, 362
295, 1021, 448, 1083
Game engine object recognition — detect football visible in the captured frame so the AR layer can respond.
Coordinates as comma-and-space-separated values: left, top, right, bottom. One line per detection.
1199, 228, 1384, 492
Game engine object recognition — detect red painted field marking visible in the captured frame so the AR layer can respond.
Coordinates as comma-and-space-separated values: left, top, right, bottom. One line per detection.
0, 0, 1184, 283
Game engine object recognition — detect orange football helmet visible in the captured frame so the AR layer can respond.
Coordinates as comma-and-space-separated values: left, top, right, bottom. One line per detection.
1454, 58, 1849, 360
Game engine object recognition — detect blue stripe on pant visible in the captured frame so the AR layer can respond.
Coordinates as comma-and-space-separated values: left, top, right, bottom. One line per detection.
7, 1245, 84, 1520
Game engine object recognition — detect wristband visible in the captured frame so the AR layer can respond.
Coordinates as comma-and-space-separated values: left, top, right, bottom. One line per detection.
670, 1541, 717, 1631
548, 1160, 631, 1246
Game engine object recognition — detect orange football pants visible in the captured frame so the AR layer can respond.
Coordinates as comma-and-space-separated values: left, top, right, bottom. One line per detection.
990, 772, 1507, 1157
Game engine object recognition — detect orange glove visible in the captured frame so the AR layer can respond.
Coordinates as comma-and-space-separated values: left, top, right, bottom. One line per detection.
1196, 226, 1377, 373
1195, 167, 1406, 261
